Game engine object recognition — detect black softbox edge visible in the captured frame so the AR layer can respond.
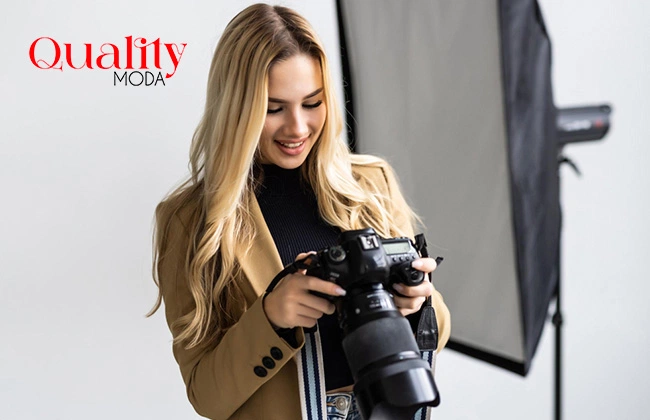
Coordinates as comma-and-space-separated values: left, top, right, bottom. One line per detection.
335, 0, 357, 152
447, 339, 526, 376
498, 0, 561, 374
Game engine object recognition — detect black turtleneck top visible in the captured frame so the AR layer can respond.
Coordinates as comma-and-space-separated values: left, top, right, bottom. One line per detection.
256, 164, 354, 391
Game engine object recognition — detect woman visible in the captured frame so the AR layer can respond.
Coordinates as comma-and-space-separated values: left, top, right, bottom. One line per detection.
149, 4, 450, 420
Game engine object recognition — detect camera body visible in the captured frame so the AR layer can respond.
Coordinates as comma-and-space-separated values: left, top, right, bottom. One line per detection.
306, 228, 424, 294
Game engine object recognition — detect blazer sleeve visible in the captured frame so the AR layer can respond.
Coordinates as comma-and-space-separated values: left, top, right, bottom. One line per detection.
159, 211, 305, 419
377, 161, 452, 353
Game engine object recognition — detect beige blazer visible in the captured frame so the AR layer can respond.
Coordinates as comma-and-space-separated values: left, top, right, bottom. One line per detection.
158, 158, 451, 420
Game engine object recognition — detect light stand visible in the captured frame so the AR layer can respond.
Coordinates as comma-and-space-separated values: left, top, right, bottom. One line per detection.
553, 104, 612, 420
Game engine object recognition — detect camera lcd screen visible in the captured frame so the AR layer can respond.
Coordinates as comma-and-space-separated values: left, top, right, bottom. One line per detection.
383, 242, 411, 255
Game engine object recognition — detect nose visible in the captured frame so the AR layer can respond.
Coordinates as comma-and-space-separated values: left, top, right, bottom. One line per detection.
285, 108, 309, 138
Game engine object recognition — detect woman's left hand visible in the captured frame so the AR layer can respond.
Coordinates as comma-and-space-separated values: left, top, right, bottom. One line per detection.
392, 258, 437, 317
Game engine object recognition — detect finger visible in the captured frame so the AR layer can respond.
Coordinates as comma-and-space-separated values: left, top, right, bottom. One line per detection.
299, 293, 337, 315
296, 304, 327, 320
305, 277, 347, 297
392, 281, 433, 297
294, 252, 317, 274
294, 315, 318, 329
393, 295, 426, 311
295, 251, 317, 261
411, 257, 437, 273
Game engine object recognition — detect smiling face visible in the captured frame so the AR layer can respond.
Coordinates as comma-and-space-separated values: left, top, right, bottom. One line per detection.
258, 54, 327, 169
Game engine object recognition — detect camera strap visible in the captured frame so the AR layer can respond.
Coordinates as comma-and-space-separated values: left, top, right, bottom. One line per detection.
414, 234, 439, 352
264, 255, 315, 294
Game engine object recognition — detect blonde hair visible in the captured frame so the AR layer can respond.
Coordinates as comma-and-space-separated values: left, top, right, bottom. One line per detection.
149, 3, 418, 348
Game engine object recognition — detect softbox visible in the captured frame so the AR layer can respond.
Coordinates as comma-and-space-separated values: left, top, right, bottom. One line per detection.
337, 0, 560, 375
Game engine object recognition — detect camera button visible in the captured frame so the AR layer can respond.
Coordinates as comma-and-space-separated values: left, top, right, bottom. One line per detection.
253, 366, 268, 377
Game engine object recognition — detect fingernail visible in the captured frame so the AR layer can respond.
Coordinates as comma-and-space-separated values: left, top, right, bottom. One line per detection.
393, 283, 404, 292
411, 260, 424, 269
335, 287, 347, 296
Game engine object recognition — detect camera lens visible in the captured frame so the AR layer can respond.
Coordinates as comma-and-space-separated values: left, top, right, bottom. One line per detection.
340, 284, 438, 419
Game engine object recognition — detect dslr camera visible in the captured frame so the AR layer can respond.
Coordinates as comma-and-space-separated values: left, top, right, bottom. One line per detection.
305, 228, 439, 420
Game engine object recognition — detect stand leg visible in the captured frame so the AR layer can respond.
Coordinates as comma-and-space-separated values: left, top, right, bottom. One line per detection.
552, 281, 563, 420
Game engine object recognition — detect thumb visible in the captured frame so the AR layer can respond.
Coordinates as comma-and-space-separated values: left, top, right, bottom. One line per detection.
294, 251, 316, 275
295, 251, 317, 261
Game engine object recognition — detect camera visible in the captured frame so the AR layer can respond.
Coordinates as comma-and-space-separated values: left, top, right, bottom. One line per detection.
305, 228, 439, 420
308, 229, 425, 291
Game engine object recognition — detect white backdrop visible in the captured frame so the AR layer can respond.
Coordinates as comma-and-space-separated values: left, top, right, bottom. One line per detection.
1, 1, 647, 419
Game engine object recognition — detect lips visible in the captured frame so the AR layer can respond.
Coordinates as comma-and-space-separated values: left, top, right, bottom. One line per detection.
275, 140, 304, 149
273, 137, 309, 156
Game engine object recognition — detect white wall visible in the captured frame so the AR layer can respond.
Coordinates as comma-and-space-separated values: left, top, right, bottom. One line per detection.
0, 1, 341, 419
1, 1, 647, 419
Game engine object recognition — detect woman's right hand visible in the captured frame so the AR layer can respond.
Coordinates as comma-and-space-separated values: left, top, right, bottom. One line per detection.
263, 252, 347, 329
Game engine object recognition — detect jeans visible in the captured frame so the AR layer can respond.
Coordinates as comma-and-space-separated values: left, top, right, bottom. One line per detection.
325, 392, 361, 420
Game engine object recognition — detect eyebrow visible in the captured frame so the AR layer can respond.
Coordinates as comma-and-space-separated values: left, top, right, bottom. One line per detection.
268, 88, 323, 104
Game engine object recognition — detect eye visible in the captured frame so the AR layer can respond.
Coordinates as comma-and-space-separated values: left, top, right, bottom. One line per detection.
267, 106, 282, 114
303, 100, 323, 109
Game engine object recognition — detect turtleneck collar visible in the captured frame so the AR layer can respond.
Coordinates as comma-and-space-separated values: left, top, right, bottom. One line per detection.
258, 164, 308, 198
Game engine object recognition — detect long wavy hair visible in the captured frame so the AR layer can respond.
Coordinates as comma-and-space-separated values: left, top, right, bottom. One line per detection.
149, 3, 418, 349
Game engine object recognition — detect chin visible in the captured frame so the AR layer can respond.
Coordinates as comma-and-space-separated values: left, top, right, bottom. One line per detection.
266, 145, 315, 169
272, 156, 308, 170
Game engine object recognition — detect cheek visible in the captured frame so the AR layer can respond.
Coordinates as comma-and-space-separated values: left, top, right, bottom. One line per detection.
313, 106, 327, 131
261, 120, 276, 142
258, 121, 276, 163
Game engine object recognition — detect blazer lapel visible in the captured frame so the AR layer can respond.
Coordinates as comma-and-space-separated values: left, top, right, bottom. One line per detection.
235, 194, 284, 297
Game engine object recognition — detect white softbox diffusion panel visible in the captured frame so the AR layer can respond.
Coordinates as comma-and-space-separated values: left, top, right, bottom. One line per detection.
338, 0, 560, 375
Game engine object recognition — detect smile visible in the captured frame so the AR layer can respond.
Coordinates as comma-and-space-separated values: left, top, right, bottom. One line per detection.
275, 140, 305, 149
